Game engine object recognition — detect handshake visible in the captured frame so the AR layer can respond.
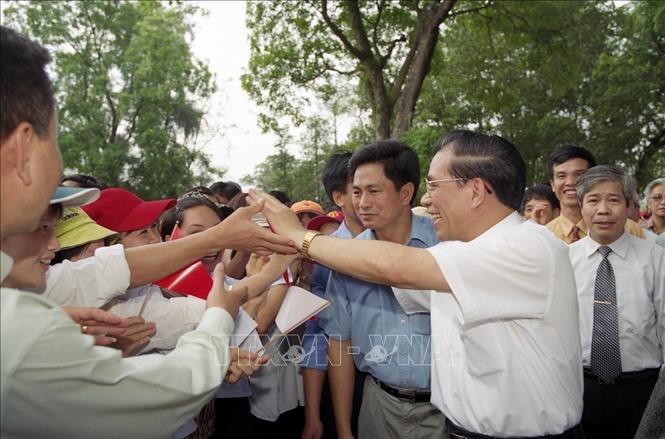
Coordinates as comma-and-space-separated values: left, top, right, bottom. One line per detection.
64, 305, 267, 383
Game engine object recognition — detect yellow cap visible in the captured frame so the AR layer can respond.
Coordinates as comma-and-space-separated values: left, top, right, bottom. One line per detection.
56, 207, 118, 250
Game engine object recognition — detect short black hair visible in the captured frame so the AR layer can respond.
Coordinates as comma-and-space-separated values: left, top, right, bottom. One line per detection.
209, 181, 242, 200
1, 26, 55, 142
520, 183, 560, 214
349, 140, 420, 205
434, 130, 527, 211
61, 174, 106, 190
268, 190, 291, 206
321, 151, 353, 205
546, 145, 596, 180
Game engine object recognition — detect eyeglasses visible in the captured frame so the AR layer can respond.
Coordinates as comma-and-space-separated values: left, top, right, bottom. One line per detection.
424, 177, 465, 195
649, 194, 663, 202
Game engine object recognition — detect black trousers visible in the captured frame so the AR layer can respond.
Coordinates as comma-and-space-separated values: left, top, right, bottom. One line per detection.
581, 368, 659, 439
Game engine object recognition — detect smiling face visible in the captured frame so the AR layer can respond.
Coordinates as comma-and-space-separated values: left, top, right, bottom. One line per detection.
581, 180, 629, 245
119, 222, 160, 248
352, 162, 411, 234
1, 207, 61, 289
421, 148, 470, 242
550, 158, 590, 210
179, 204, 222, 273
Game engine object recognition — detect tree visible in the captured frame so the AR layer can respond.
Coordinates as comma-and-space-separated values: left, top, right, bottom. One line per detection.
4, 1, 218, 199
583, 0, 665, 187
406, 1, 664, 186
244, 116, 340, 205
242, 0, 493, 140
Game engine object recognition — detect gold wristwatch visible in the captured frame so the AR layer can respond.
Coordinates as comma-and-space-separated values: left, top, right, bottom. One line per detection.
301, 230, 323, 260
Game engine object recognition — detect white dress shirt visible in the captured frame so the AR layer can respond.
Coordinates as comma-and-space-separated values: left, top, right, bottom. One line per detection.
1, 271, 234, 438
105, 284, 207, 352
569, 233, 665, 370
42, 244, 131, 307
41, 246, 209, 353
426, 212, 583, 437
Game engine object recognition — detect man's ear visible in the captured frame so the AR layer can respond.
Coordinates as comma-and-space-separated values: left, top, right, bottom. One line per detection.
2, 122, 34, 186
331, 190, 345, 209
469, 178, 489, 209
400, 182, 415, 206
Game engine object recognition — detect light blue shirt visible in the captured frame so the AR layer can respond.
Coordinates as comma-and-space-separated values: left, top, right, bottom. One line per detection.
319, 214, 436, 390
300, 221, 355, 371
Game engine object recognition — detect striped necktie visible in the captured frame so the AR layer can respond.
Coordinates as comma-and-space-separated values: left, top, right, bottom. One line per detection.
590, 245, 622, 384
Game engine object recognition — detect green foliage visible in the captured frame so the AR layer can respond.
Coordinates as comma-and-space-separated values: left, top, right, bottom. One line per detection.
402, 0, 664, 187
410, 1, 611, 184
243, 116, 346, 207
246, 0, 664, 193
4, 1, 218, 199
583, 0, 665, 186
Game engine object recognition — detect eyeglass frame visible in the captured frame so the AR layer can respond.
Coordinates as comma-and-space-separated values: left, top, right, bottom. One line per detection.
423, 177, 465, 195
649, 194, 664, 202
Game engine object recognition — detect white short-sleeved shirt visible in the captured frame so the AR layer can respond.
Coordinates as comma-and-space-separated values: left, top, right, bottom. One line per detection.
569, 233, 665, 370
427, 212, 583, 436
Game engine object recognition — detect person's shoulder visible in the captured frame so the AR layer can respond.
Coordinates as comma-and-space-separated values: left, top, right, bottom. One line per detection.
625, 218, 645, 238
628, 232, 664, 257
546, 215, 563, 231
504, 220, 569, 258
411, 213, 437, 244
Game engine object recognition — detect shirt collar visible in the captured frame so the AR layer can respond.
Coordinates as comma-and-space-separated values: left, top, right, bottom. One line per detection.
365, 212, 433, 245
582, 231, 630, 259
556, 214, 581, 236
474, 211, 523, 241
1, 250, 14, 283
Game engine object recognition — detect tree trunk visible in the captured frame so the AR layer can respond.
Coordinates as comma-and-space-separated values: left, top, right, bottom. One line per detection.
391, 0, 456, 139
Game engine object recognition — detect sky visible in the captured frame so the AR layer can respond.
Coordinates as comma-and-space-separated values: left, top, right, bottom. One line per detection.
189, 1, 278, 183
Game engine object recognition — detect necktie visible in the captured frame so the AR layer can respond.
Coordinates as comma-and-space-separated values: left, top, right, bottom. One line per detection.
569, 225, 581, 243
590, 246, 622, 384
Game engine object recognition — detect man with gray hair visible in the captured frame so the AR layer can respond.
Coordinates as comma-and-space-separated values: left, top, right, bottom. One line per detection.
569, 165, 664, 439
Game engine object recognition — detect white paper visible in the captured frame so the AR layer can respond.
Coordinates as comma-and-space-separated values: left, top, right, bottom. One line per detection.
391, 287, 431, 314
231, 308, 258, 347
275, 286, 331, 334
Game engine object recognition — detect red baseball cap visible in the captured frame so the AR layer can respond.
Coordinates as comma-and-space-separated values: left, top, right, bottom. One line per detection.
82, 188, 175, 232
307, 214, 342, 231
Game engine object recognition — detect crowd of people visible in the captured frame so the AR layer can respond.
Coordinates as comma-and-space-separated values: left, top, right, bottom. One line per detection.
1, 25, 663, 439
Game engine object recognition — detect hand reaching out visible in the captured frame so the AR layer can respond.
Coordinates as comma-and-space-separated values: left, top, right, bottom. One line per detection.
108, 316, 157, 357
224, 346, 268, 384
64, 306, 128, 346
206, 262, 249, 318
64, 307, 156, 356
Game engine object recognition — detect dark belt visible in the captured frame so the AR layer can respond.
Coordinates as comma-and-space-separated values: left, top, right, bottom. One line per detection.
446, 420, 583, 439
583, 367, 660, 385
372, 376, 431, 403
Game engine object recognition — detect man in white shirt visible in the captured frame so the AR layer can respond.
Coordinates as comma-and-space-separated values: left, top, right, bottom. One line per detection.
568, 165, 664, 439
252, 129, 584, 438
0, 26, 291, 438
